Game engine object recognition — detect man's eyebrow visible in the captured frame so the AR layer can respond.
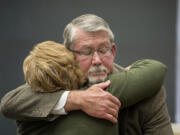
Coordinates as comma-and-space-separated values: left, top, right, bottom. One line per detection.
79, 45, 92, 49
99, 41, 110, 47
79, 41, 110, 49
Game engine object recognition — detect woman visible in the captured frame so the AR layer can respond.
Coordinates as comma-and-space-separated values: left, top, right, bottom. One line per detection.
16, 41, 167, 135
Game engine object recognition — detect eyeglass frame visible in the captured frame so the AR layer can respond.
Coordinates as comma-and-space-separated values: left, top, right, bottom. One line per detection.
67, 46, 113, 58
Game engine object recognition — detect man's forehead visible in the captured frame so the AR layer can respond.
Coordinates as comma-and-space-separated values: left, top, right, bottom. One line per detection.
74, 31, 110, 47
74, 40, 111, 50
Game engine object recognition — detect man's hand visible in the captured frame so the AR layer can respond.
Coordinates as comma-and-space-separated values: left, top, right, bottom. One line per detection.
64, 80, 121, 123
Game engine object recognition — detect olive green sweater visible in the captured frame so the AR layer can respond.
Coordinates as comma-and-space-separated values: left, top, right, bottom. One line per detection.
16, 59, 167, 135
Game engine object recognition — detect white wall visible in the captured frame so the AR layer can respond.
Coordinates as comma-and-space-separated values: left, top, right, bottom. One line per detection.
176, 0, 180, 123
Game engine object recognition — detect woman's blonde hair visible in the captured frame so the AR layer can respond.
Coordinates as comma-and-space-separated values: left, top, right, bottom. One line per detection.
23, 41, 86, 92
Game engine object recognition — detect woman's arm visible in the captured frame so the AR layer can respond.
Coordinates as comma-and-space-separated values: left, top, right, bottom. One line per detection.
107, 59, 167, 109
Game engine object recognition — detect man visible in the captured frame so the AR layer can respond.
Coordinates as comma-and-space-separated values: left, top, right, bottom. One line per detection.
1, 14, 173, 134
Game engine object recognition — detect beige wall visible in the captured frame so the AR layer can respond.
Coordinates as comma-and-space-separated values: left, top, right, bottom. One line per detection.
172, 123, 180, 135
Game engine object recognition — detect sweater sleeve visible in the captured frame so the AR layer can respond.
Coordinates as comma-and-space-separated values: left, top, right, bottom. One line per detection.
106, 59, 167, 109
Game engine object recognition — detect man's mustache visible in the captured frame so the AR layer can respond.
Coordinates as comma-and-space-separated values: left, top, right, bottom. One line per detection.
88, 66, 108, 74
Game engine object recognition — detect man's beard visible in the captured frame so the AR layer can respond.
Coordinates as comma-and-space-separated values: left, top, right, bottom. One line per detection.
87, 65, 108, 84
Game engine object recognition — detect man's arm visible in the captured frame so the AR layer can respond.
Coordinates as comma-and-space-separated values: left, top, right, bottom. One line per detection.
118, 86, 173, 135
0, 83, 64, 121
64, 82, 120, 123
142, 86, 173, 135
0, 83, 120, 123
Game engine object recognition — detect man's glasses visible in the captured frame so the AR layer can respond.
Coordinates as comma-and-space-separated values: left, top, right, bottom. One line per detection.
68, 47, 112, 58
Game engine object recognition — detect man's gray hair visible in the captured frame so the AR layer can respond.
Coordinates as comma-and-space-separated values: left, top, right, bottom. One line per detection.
63, 14, 115, 49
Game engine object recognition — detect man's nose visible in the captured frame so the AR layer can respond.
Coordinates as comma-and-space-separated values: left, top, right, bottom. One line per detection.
92, 52, 102, 65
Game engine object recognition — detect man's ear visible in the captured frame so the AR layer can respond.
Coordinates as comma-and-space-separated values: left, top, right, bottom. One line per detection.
111, 43, 117, 57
